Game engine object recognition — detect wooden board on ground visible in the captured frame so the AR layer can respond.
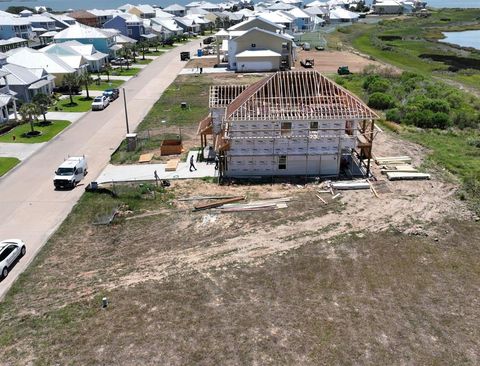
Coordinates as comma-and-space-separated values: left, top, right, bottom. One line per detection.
165, 159, 180, 171
194, 196, 245, 211
138, 153, 154, 163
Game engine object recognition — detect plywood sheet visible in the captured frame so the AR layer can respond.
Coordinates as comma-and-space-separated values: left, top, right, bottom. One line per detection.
138, 153, 154, 163
165, 159, 180, 171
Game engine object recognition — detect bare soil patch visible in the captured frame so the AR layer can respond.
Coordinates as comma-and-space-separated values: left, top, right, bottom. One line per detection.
296, 49, 385, 73
0, 128, 478, 365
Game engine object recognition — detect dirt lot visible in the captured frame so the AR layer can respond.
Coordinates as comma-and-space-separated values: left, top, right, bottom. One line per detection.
187, 50, 386, 74
1, 122, 479, 365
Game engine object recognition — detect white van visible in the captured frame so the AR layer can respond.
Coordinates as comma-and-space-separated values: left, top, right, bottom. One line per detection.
53, 156, 88, 189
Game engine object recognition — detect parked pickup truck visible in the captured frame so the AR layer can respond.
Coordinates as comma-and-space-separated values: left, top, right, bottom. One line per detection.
53, 156, 88, 189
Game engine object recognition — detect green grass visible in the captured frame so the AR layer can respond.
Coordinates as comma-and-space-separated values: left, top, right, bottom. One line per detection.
87, 79, 124, 91
49, 96, 94, 112
324, 9, 480, 94
109, 67, 141, 77
0, 157, 20, 177
0, 120, 70, 143
132, 58, 153, 65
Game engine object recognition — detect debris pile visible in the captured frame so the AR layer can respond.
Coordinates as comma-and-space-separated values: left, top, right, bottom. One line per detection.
375, 155, 430, 181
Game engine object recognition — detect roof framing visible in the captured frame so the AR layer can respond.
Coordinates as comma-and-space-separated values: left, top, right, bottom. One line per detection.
225, 70, 379, 121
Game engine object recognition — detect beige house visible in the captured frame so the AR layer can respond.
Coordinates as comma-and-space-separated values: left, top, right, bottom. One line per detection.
228, 27, 295, 72
198, 70, 379, 179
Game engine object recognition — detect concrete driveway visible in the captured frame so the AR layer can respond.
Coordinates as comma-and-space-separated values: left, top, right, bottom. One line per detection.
0, 40, 200, 299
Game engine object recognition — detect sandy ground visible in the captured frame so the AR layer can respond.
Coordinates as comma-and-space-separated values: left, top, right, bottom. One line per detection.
187, 50, 385, 74
112, 129, 473, 289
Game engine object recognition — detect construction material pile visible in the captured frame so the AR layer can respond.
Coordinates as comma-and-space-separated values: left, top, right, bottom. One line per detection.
190, 196, 289, 212
375, 155, 430, 181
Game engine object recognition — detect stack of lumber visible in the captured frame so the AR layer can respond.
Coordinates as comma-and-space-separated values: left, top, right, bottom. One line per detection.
380, 164, 418, 174
138, 153, 154, 163
215, 198, 290, 213
375, 156, 412, 165
165, 159, 180, 171
329, 180, 370, 190
386, 172, 430, 181
194, 196, 245, 211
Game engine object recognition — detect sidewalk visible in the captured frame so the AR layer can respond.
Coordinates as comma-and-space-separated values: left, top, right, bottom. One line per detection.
96, 151, 216, 183
179, 67, 230, 75
0, 142, 46, 160
99, 75, 132, 81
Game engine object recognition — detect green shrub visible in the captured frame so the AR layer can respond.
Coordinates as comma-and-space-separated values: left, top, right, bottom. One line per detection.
422, 99, 450, 114
367, 78, 391, 93
385, 108, 402, 123
453, 110, 479, 129
368, 92, 396, 110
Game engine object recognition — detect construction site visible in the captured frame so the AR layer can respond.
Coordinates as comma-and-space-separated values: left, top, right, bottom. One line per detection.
1, 68, 479, 364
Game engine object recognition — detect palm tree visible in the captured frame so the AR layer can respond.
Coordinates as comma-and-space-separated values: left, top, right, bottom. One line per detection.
62, 73, 81, 105
32, 93, 51, 124
121, 47, 131, 70
78, 72, 93, 99
129, 43, 138, 63
139, 41, 148, 60
19, 102, 40, 134
103, 63, 112, 82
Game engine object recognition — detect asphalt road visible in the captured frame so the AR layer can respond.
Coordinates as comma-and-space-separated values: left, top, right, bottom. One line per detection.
0, 40, 199, 300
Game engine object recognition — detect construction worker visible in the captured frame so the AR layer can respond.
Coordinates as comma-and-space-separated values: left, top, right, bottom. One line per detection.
189, 155, 197, 172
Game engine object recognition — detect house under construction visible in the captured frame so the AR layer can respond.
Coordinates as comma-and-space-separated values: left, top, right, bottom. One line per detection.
197, 70, 379, 179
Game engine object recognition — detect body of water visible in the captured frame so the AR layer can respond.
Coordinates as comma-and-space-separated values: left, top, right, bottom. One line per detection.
440, 29, 480, 50
0, 0, 480, 11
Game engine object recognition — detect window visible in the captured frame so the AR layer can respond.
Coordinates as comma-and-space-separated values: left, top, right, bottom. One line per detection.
127, 28, 132, 36
310, 122, 318, 131
251, 43, 256, 48
281, 122, 292, 136
278, 155, 287, 170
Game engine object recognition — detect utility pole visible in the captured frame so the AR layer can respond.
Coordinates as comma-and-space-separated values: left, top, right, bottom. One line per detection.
123, 88, 130, 134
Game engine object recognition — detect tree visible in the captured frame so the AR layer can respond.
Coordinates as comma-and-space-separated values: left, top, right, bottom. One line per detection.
78, 72, 93, 99
138, 41, 148, 60
32, 93, 51, 124
368, 92, 396, 110
103, 63, 112, 82
61, 73, 81, 105
129, 43, 138, 63
19, 103, 40, 134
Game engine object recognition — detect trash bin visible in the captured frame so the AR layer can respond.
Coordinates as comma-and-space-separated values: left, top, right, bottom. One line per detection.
197, 49, 203, 57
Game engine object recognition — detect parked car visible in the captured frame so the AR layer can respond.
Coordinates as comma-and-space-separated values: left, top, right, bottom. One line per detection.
91, 95, 110, 111
103, 88, 120, 101
53, 156, 88, 189
203, 36, 214, 44
110, 57, 130, 66
0, 239, 26, 279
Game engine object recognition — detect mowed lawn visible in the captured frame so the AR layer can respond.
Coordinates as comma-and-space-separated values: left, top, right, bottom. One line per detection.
0, 120, 71, 143
49, 96, 94, 112
88, 79, 124, 91
0, 157, 20, 176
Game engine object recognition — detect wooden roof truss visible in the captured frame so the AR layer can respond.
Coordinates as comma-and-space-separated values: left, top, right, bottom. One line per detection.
225, 71, 379, 121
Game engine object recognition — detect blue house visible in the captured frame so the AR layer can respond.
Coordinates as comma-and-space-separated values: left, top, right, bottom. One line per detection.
53, 23, 118, 57
0, 17, 34, 40
104, 14, 146, 41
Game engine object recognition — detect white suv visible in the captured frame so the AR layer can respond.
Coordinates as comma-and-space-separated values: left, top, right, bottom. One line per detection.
0, 239, 26, 279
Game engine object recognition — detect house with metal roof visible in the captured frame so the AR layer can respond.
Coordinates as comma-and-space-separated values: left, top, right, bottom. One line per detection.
227, 27, 294, 72
104, 13, 148, 41
0, 61, 54, 103
0, 16, 34, 40
6, 47, 78, 84
199, 70, 379, 178
54, 23, 117, 57
41, 40, 108, 72
163, 4, 187, 17
0, 37, 28, 53
127, 4, 156, 19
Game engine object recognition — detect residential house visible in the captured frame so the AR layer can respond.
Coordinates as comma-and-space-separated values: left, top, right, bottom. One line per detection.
104, 13, 147, 41
68, 10, 98, 27
128, 4, 156, 19
328, 7, 360, 23
0, 37, 28, 53
372, 0, 404, 14
0, 16, 34, 40
150, 18, 183, 39
41, 41, 108, 72
0, 55, 16, 122
27, 14, 57, 36
174, 17, 201, 34
163, 4, 187, 17
227, 27, 294, 72
43, 12, 76, 30
257, 11, 295, 34
228, 16, 285, 34
54, 23, 117, 57
286, 7, 314, 32
6, 47, 78, 85
199, 70, 378, 178
88, 9, 117, 27
0, 55, 54, 103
